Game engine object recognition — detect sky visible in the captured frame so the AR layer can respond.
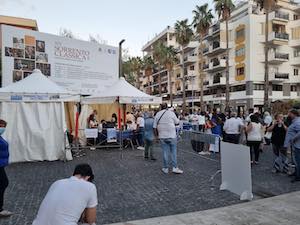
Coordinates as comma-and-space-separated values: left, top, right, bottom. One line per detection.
0, 0, 214, 56
1, 0, 299, 56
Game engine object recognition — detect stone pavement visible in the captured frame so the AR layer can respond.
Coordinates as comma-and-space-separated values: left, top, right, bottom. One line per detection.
110, 191, 300, 225
0, 142, 299, 225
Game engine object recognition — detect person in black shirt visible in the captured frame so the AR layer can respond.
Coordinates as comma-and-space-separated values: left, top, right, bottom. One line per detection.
267, 114, 288, 173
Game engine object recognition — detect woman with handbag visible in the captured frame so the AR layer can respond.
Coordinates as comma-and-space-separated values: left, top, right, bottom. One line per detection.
246, 114, 264, 165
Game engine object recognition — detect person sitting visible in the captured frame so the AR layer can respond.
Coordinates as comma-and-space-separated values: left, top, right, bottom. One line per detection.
126, 112, 135, 123
88, 110, 98, 129
33, 164, 97, 225
111, 113, 118, 127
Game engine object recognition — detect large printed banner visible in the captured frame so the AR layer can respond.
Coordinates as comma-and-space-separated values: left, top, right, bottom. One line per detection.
1, 25, 119, 95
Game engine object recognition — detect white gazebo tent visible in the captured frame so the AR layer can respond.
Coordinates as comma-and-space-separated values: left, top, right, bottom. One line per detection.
81, 77, 162, 132
82, 77, 162, 105
0, 69, 79, 163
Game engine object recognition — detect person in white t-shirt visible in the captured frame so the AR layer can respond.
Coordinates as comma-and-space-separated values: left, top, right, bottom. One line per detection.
153, 103, 183, 174
32, 164, 98, 225
223, 112, 244, 144
190, 111, 199, 131
136, 112, 145, 149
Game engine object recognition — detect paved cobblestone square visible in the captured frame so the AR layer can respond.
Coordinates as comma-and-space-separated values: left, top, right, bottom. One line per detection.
1, 142, 299, 225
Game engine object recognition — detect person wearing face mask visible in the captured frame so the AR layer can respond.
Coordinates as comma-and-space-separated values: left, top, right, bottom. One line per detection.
0, 119, 13, 217
111, 113, 118, 126
284, 108, 300, 183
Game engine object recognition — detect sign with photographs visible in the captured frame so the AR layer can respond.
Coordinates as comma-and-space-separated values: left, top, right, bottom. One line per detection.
1, 25, 119, 94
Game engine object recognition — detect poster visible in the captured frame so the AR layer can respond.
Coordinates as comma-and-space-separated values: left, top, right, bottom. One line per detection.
1, 25, 119, 94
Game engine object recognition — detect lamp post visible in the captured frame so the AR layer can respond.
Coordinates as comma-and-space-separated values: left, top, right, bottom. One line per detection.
118, 39, 125, 130
119, 39, 125, 78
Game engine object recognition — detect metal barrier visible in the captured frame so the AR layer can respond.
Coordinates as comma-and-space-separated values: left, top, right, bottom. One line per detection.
64, 128, 145, 159
178, 130, 221, 155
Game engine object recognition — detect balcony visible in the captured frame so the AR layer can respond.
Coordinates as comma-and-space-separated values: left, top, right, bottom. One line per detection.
207, 59, 230, 73
291, 56, 300, 67
268, 52, 289, 64
203, 47, 209, 55
270, 11, 289, 22
203, 63, 209, 71
270, 72, 289, 83
183, 55, 197, 66
268, 32, 289, 45
207, 41, 227, 56
212, 24, 220, 34
290, 39, 300, 48
203, 80, 209, 86
209, 76, 226, 87
183, 41, 198, 53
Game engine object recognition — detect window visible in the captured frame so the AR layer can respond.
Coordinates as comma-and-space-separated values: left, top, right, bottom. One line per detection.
190, 65, 195, 71
236, 47, 245, 57
254, 84, 264, 90
236, 29, 245, 40
294, 49, 300, 57
236, 66, 245, 76
294, 69, 299, 76
294, 14, 300, 20
230, 85, 246, 92
272, 84, 282, 91
291, 85, 297, 92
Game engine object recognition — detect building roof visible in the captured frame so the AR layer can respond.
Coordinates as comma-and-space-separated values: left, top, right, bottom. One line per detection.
0, 15, 38, 30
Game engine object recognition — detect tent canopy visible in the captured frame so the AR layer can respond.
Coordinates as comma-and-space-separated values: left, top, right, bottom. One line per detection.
0, 69, 78, 102
82, 77, 162, 104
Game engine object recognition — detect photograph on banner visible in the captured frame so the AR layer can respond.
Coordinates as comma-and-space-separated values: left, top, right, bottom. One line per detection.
1, 25, 119, 94
13, 70, 23, 82
107, 128, 117, 143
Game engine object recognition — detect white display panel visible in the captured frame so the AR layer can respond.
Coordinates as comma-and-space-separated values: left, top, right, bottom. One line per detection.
1, 25, 119, 95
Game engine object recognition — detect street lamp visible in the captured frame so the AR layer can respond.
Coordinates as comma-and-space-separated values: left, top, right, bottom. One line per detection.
119, 39, 125, 78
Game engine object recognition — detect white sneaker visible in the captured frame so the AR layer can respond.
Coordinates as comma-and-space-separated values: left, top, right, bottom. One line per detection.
198, 151, 207, 155
90, 147, 96, 151
0, 210, 13, 217
162, 168, 169, 174
172, 167, 183, 174
137, 146, 145, 150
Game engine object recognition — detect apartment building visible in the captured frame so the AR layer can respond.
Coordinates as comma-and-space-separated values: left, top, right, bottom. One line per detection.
141, 0, 300, 112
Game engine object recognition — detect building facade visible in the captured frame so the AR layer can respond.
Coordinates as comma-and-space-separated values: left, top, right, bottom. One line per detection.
141, 0, 300, 113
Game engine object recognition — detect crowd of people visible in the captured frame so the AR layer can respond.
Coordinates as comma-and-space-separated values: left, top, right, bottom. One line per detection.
0, 104, 299, 224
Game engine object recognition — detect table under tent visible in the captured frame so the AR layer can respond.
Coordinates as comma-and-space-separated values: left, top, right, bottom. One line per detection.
0, 69, 79, 163
75, 77, 162, 150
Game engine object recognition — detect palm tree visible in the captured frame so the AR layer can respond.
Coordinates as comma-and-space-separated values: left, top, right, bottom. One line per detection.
163, 46, 178, 106
192, 3, 214, 111
254, 0, 278, 111
214, 0, 235, 111
153, 41, 166, 96
142, 56, 155, 94
132, 57, 144, 88
174, 19, 194, 113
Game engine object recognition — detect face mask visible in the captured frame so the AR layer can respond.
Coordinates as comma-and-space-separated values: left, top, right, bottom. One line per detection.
0, 128, 6, 135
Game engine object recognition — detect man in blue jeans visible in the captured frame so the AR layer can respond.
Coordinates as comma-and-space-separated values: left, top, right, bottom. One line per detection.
153, 103, 183, 174
284, 109, 300, 183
